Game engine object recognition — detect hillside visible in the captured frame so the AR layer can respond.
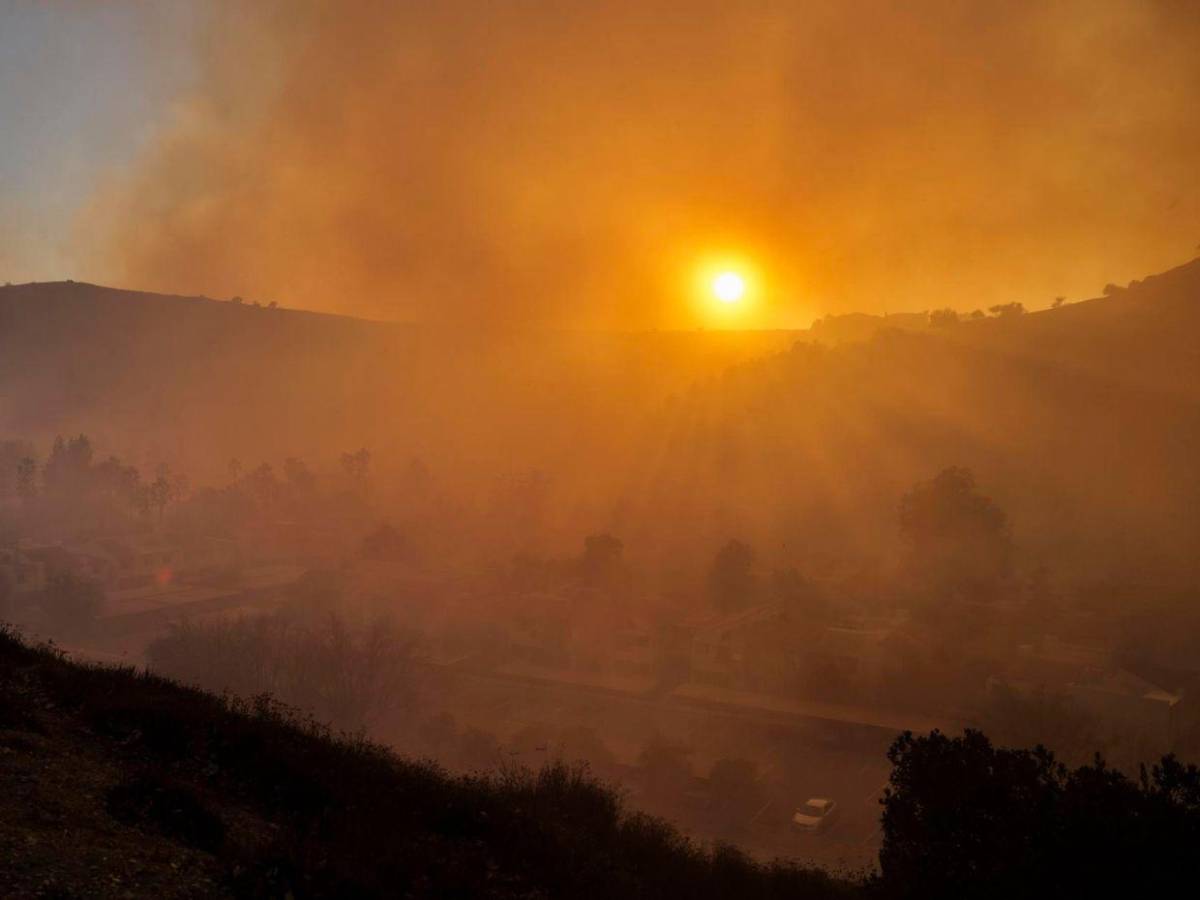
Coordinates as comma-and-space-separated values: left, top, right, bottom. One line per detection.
7, 624, 1200, 899
0, 281, 800, 482
2, 262, 1199, 582
624, 260, 1200, 585
0, 625, 852, 899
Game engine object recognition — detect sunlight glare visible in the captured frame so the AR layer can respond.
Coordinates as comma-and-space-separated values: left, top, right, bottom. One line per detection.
712, 271, 746, 304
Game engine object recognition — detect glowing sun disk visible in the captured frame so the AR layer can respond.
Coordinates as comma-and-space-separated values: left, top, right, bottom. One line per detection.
713, 271, 745, 303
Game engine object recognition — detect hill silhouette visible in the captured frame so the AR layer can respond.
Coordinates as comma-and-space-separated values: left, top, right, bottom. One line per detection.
0, 281, 799, 483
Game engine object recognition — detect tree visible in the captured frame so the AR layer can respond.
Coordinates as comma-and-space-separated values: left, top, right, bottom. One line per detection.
15, 456, 36, 504
340, 448, 371, 482
708, 539, 756, 613
246, 462, 281, 510
1102, 282, 1124, 296
575, 533, 628, 593
43, 434, 94, 498
403, 456, 431, 494
879, 729, 1200, 899
928, 308, 959, 327
899, 467, 1012, 601
361, 522, 408, 561
0, 440, 34, 499
148, 469, 172, 523
988, 302, 1026, 317
281, 457, 316, 515
1051, 296, 1066, 309
282, 457, 315, 494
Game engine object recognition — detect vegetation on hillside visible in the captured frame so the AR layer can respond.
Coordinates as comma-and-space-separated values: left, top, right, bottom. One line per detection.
5, 623, 1200, 897
0, 625, 849, 899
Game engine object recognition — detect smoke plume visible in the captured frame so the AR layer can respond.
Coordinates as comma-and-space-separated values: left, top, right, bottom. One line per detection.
84, 0, 1200, 326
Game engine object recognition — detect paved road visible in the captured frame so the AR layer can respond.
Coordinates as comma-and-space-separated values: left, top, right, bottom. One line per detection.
418, 665, 900, 869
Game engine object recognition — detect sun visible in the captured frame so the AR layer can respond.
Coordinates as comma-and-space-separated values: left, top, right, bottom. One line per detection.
712, 271, 746, 303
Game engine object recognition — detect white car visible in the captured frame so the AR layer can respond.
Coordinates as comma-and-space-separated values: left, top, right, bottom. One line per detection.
791, 798, 839, 833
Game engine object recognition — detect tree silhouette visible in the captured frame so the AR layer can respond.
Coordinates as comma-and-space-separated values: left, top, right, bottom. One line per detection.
988, 302, 1026, 317
149, 469, 172, 524
43, 434, 94, 498
880, 729, 1200, 898
708, 539, 756, 613
575, 533, 627, 593
899, 467, 1011, 601
340, 447, 371, 482
361, 522, 407, 561
15, 456, 36, 504
928, 308, 959, 327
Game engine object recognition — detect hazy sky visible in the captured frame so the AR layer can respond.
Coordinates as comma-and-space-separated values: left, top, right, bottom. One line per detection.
0, 3, 195, 280
4, 1, 1199, 327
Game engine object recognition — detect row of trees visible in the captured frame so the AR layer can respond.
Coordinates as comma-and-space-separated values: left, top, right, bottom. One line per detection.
924, 276, 1150, 328
707, 465, 1013, 615
880, 729, 1200, 897
1, 435, 180, 529
928, 302, 1028, 326
175, 447, 380, 541
1, 434, 385, 545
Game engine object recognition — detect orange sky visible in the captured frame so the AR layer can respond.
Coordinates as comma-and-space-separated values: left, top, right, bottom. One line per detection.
75, 0, 1200, 328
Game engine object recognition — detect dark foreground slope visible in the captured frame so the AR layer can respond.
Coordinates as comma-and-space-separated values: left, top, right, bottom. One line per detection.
0, 626, 851, 899
7, 623, 1200, 899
